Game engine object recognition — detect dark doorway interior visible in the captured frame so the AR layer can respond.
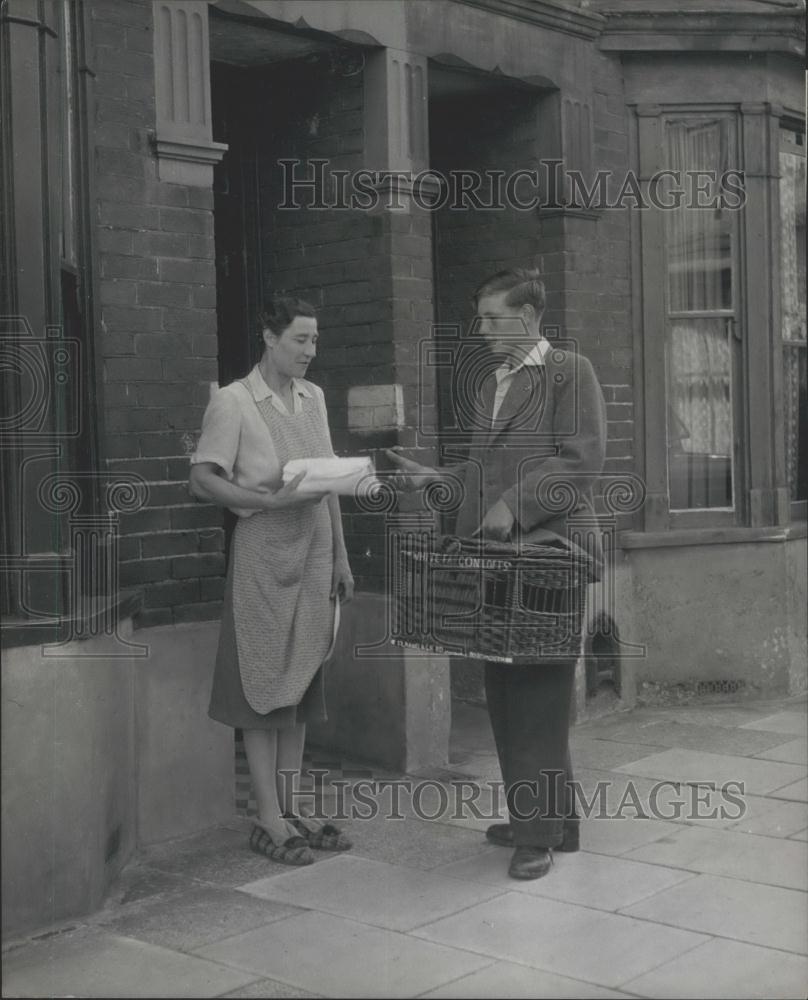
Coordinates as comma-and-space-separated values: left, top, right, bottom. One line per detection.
211, 62, 267, 390
210, 63, 270, 558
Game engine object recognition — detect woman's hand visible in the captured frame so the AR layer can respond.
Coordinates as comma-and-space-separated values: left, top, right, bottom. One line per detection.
259, 472, 330, 510
331, 558, 354, 603
384, 449, 437, 492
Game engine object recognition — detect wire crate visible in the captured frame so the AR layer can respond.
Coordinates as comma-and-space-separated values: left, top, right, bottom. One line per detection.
392, 534, 592, 664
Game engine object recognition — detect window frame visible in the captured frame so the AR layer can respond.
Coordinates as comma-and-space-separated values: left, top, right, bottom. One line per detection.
0, 0, 102, 624
635, 104, 747, 531
777, 119, 807, 521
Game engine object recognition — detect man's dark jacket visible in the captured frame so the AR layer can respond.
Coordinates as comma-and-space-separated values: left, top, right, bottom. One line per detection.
449, 348, 607, 579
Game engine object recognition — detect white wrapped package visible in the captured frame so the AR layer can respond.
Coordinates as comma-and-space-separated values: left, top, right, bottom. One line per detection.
282, 456, 381, 496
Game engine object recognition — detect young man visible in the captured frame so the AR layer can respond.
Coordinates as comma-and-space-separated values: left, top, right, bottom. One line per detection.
389, 267, 607, 880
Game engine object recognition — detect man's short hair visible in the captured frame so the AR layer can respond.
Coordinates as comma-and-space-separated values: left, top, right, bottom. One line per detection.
472, 268, 546, 315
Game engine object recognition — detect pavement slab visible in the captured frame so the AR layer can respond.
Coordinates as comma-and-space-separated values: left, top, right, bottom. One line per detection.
6, 694, 808, 999
340, 809, 494, 871
621, 823, 808, 889
573, 719, 795, 757
620, 937, 808, 1000
95, 884, 304, 953
771, 776, 808, 801
570, 817, 687, 856
418, 960, 630, 998
432, 845, 695, 911
101, 862, 193, 908
218, 979, 321, 998
620, 873, 808, 953
567, 739, 669, 770
237, 854, 506, 932
615, 747, 807, 795
571, 767, 739, 828
450, 753, 504, 781
754, 738, 808, 765
1, 925, 256, 998
141, 826, 310, 888
194, 911, 493, 999
411, 892, 708, 989
741, 710, 807, 734
580, 705, 781, 732
725, 793, 808, 837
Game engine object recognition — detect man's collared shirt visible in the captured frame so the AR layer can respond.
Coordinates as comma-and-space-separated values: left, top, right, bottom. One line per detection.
491, 338, 551, 424
243, 364, 312, 415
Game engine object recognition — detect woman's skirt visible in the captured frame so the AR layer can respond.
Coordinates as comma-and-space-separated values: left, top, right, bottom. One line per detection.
208, 553, 327, 731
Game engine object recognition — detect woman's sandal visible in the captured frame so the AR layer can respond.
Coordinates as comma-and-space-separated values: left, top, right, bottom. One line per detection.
249, 824, 315, 866
287, 815, 353, 852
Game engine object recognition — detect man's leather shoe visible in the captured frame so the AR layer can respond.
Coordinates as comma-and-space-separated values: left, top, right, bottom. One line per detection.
486, 823, 580, 852
509, 846, 553, 880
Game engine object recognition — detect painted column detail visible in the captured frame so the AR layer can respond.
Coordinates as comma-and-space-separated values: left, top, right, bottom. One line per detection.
363, 47, 429, 197
152, 0, 226, 185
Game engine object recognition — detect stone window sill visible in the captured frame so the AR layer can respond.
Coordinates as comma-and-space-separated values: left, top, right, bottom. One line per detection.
617, 522, 807, 550
1, 589, 143, 650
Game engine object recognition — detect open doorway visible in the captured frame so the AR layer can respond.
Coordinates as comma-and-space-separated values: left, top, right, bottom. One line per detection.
428, 63, 548, 709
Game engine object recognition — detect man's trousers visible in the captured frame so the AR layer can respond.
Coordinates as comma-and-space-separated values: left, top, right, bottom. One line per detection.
484, 657, 578, 848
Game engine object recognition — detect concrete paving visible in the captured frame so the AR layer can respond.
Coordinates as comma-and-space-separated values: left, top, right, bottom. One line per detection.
3, 695, 807, 998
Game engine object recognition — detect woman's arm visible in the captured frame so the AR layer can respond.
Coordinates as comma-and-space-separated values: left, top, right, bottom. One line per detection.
327, 492, 350, 564
189, 463, 270, 510
327, 492, 354, 601
189, 463, 326, 511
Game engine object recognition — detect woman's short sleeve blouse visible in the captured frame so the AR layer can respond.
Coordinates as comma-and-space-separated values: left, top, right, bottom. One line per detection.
190, 372, 332, 518
190, 381, 282, 518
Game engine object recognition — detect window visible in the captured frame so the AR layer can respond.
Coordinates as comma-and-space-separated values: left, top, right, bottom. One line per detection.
0, 1, 99, 627
780, 126, 806, 512
663, 117, 737, 513
59, 0, 78, 269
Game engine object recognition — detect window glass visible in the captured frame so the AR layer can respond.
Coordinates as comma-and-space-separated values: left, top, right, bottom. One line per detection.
664, 118, 736, 510
667, 318, 734, 510
780, 128, 807, 504
665, 119, 733, 313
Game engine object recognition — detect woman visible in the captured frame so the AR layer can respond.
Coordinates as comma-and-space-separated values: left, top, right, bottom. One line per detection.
189, 296, 354, 866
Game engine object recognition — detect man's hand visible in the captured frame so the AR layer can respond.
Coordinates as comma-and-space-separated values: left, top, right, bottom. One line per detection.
259, 472, 329, 510
331, 559, 354, 603
473, 499, 515, 542
384, 449, 437, 492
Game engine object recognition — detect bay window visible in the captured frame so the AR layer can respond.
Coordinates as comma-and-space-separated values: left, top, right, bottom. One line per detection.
664, 118, 738, 513
637, 104, 805, 532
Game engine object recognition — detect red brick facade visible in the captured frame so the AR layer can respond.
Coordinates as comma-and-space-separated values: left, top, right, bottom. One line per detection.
5, 0, 801, 634
92, 0, 223, 626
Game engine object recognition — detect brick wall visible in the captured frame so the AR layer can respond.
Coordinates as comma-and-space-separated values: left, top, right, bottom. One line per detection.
91, 0, 223, 627
252, 57, 436, 594
89, 3, 636, 621
586, 51, 634, 491
431, 62, 636, 516
430, 88, 545, 453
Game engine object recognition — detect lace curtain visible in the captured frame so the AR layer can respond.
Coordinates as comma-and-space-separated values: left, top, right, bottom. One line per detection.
664, 119, 734, 509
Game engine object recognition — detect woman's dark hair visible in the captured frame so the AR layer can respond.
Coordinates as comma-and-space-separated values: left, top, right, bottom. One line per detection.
258, 296, 317, 339
472, 268, 546, 315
